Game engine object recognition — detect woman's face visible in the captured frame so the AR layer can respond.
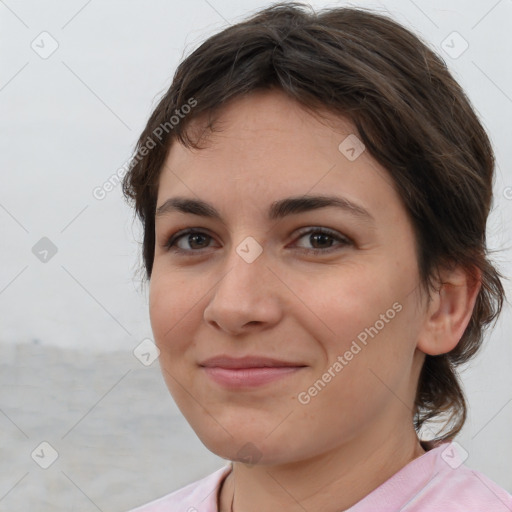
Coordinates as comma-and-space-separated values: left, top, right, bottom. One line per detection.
149, 89, 428, 465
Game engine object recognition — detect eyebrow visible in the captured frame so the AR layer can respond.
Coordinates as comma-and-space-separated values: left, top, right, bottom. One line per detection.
155, 194, 375, 224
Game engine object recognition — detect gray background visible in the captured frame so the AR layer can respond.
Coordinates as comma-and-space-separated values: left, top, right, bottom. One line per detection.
1, 0, 511, 510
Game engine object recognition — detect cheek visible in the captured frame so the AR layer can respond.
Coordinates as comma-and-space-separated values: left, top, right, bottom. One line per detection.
149, 276, 203, 409
305, 261, 418, 387
148, 278, 168, 345
148, 272, 199, 353
302, 264, 394, 342
298, 312, 415, 437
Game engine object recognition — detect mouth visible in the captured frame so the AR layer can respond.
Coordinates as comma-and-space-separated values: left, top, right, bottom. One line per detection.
199, 355, 307, 388
199, 355, 307, 369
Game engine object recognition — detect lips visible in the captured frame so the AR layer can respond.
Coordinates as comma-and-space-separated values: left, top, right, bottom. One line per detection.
199, 355, 307, 369
199, 355, 307, 388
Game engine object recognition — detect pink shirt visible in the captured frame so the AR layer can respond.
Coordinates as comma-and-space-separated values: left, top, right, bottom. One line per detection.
128, 441, 512, 511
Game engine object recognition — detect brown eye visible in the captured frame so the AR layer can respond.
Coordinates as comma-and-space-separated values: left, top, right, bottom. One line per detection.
293, 228, 351, 253
164, 229, 216, 253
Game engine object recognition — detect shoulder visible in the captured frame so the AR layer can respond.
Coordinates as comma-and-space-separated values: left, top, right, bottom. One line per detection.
126, 464, 232, 512
348, 441, 512, 512
410, 442, 512, 511
429, 464, 512, 510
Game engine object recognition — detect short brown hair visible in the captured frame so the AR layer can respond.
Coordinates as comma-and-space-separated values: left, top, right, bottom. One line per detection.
122, 2, 506, 442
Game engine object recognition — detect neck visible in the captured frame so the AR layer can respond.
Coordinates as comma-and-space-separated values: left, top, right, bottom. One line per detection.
219, 425, 425, 512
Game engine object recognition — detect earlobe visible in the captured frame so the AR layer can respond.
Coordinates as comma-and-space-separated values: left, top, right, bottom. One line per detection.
417, 266, 482, 356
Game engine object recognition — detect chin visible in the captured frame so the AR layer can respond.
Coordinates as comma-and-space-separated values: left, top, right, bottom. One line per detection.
191, 420, 305, 467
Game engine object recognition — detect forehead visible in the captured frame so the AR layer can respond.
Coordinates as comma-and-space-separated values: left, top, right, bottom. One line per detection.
171, 90, 358, 163
156, 90, 400, 220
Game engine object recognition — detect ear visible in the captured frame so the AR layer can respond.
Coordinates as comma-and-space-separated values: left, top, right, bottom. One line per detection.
417, 265, 482, 356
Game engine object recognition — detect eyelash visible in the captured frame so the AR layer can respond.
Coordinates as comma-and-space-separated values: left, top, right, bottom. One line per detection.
162, 227, 352, 255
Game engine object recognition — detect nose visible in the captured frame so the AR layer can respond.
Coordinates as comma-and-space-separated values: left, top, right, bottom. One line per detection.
203, 245, 284, 336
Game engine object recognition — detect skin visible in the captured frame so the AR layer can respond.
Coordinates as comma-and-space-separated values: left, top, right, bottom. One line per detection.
149, 89, 481, 512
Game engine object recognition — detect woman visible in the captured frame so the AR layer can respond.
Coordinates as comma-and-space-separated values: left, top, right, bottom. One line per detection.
122, 2, 511, 510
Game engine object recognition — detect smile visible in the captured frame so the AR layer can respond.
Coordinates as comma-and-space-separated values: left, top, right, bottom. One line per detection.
201, 366, 305, 388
